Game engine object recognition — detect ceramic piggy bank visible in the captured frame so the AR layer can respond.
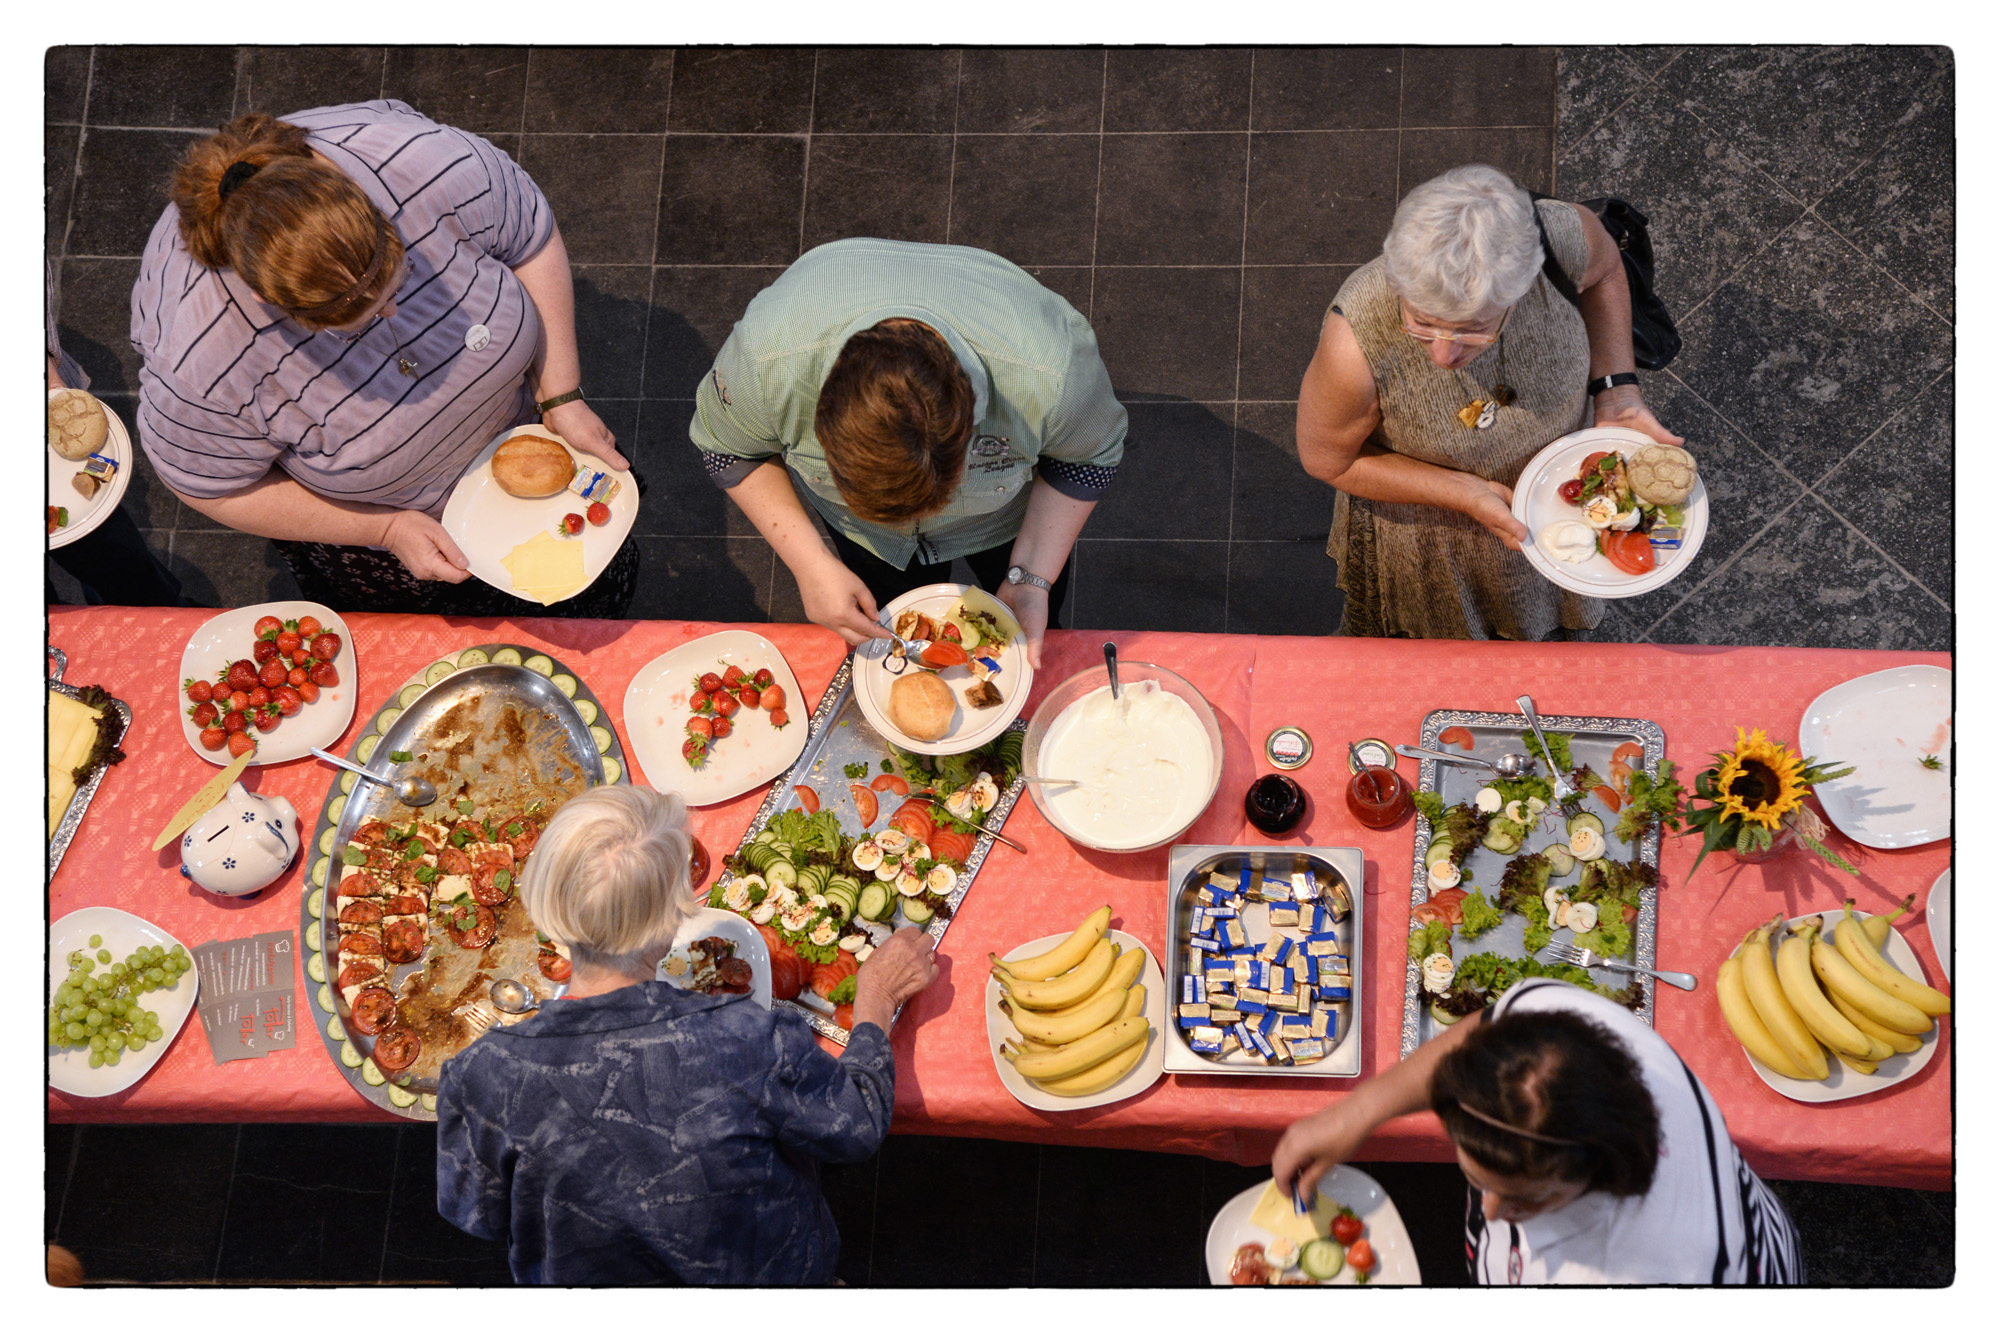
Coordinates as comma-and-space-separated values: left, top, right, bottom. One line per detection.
181, 782, 300, 897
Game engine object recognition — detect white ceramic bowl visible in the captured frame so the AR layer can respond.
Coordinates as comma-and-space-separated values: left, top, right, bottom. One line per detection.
1022, 661, 1224, 853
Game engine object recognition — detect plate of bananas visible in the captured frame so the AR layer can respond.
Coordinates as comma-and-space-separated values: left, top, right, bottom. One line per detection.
987, 909, 1166, 1112
1716, 904, 1950, 1104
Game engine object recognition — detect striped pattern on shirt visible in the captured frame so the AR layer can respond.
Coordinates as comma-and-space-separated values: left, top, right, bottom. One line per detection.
129, 101, 551, 515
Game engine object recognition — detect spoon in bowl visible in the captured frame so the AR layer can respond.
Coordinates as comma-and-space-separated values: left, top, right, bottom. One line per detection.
309, 746, 438, 808
1103, 641, 1122, 701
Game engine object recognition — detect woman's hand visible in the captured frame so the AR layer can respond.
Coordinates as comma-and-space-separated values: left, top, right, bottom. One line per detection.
1593, 385, 1685, 448
1460, 475, 1529, 552
381, 509, 472, 583
852, 928, 939, 1031
799, 554, 894, 648
1271, 1099, 1381, 1204
543, 399, 627, 470
994, 582, 1049, 669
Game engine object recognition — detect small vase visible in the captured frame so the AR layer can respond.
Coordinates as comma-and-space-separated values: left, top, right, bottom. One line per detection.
1728, 824, 1798, 865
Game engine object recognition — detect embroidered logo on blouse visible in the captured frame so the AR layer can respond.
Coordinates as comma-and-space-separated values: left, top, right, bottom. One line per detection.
970, 435, 1010, 457
711, 368, 732, 408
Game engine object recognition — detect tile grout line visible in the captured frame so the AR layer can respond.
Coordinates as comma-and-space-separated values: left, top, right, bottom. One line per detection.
58, 48, 99, 268
1800, 200, 1954, 329
210, 1125, 243, 1280
376, 1124, 403, 1281
1221, 49, 1259, 631
377, 46, 388, 100
634, 51, 674, 402
796, 52, 819, 257
1554, 47, 1666, 162
942, 49, 963, 245
1086, 49, 1107, 321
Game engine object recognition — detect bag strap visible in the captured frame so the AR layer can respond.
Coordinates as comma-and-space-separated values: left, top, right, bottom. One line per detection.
1526, 193, 1582, 310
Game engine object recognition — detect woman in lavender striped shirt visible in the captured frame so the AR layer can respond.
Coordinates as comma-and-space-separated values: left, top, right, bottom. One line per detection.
130, 101, 630, 612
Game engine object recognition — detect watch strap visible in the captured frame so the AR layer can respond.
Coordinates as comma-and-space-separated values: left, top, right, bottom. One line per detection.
1007, 565, 1053, 592
536, 387, 586, 415
1587, 372, 1639, 397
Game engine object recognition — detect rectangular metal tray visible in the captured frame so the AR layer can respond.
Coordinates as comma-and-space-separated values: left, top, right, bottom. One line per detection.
721, 652, 1026, 1046
1399, 708, 1665, 1057
48, 646, 133, 881
1163, 843, 1364, 1078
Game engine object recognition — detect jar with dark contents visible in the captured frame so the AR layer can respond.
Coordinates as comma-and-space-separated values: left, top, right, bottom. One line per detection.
1245, 773, 1308, 836
1345, 765, 1411, 829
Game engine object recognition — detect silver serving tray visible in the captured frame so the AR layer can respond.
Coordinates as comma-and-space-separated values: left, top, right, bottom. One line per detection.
718, 651, 1026, 1046
48, 646, 132, 880
1162, 844, 1365, 1078
1399, 709, 1665, 1057
301, 649, 619, 1119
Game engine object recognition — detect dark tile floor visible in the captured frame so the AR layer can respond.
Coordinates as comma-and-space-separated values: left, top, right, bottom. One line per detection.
46, 45, 1953, 1286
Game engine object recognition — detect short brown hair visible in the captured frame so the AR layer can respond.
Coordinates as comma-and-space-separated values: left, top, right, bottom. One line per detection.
169, 113, 404, 330
815, 318, 976, 524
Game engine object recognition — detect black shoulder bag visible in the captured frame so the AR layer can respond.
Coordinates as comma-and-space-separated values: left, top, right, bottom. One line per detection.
1529, 194, 1682, 371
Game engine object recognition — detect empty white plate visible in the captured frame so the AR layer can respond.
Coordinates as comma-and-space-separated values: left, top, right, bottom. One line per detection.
1799, 665, 1951, 849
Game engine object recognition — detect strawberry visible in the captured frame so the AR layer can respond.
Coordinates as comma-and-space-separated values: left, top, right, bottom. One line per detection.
687, 716, 714, 739
753, 668, 775, 690
199, 725, 227, 751
297, 679, 321, 704
769, 708, 789, 729
560, 513, 584, 536
184, 678, 213, 704
253, 615, 283, 639
689, 689, 711, 713
710, 716, 733, 740
758, 684, 786, 711
722, 664, 746, 686
738, 686, 762, 708
310, 660, 339, 687
682, 737, 708, 769
227, 731, 257, 759
586, 501, 611, 526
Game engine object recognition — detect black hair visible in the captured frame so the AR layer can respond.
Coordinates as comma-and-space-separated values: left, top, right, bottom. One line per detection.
1430, 1005, 1660, 1198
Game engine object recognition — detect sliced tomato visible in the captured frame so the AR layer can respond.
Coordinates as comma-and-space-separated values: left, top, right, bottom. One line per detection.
832, 1003, 855, 1031
849, 784, 880, 826
927, 828, 976, 865
1429, 887, 1468, 926
793, 784, 820, 815
1610, 742, 1645, 769
1580, 450, 1613, 475
1608, 758, 1633, 797
890, 798, 935, 841
1599, 529, 1655, 577
919, 642, 971, 668
1437, 725, 1476, 751
870, 772, 911, 795
1591, 783, 1624, 813
810, 952, 858, 999
1412, 902, 1446, 926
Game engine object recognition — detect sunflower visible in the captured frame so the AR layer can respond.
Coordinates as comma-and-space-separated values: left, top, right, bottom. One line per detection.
1711, 728, 1806, 830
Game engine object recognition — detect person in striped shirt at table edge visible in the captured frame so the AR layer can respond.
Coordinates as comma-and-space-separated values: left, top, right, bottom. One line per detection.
128, 101, 632, 614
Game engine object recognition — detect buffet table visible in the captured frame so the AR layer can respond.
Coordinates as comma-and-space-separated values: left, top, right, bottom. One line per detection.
46, 606, 1952, 1190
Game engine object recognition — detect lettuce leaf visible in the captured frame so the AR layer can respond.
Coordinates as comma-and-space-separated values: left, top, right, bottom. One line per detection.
1457, 889, 1504, 939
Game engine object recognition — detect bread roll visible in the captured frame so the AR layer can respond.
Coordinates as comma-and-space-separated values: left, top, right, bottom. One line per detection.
889, 670, 956, 742
1627, 443, 1698, 507
49, 390, 108, 461
491, 434, 575, 498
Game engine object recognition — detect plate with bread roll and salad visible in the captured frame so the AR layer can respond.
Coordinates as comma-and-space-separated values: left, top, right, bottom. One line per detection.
853, 584, 1033, 755
48, 388, 133, 549
441, 426, 637, 606
1513, 425, 1707, 598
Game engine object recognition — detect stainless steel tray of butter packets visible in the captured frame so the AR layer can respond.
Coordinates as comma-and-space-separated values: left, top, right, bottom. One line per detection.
1163, 844, 1364, 1078
48, 646, 133, 880
1399, 709, 1665, 1058
720, 651, 1027, 1047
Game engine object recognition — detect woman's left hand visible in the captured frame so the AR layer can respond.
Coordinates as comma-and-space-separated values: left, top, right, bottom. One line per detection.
1593, 386, 1685, 448
543, 399, 628, 470
994, 583, 1049, 670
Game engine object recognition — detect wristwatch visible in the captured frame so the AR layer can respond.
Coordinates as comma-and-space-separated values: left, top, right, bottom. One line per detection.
1005, 564, 1053, 593
536, 387, 586, 415
1587, 372, 1640, 397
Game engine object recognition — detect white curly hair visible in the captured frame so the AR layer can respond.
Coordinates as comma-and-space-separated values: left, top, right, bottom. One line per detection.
1382, 164, 1544, 324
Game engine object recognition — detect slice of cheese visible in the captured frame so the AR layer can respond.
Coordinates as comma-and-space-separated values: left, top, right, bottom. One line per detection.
48, 691, 104, 838
500, 531, 586, 605
49, 765, 77, 838
1247, 1180, 1341, 1246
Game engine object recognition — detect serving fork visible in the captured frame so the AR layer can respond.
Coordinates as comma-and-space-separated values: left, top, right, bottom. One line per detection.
1540, 940, 1697, 991
1515, 695, 1575, 802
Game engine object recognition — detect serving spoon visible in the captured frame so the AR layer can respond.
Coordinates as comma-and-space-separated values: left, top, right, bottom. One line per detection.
309, 746, 438, 807
1394, 745, 1537, 778
1103, 641, 1122, 701
489, 979, 541, 1015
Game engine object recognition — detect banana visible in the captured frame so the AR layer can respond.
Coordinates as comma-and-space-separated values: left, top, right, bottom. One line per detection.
1038, 946, 1145, 1019
1810, 933, 1931, 1035
1859, 894, 1915, 952
1717, 953, 1815, 1080
994, 937, 1117, 1010
1827, 990, 1924, 1055
1835, 1049, 1878, 1076
1009, 986, 1144, 1057
993, 906, 1112, 981
1004, 1015, 1149, 1081
1776, 923, 1879, 1059
1030, 1025, 1151, 1096
1739, 921, 1828, 1079
1002, 985, 1129, 1045
1835, 904, 1951, 1017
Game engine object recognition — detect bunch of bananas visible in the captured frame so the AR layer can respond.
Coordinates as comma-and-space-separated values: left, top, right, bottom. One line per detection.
1717, 897, 1951, 1081
994, 905, 1153, 1097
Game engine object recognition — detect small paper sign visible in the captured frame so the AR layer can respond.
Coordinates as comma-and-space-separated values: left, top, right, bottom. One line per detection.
192, 931, 298, 1064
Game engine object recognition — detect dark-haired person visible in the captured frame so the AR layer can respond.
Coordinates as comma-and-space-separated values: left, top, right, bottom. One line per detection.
691, 238, 1127, 666
129, 101, 633, 614
1272, 981, 1802, 1284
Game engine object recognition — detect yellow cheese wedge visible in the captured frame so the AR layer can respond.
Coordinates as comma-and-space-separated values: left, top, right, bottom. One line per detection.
49, 765, 77, 838
500, 531, 586, 605
1247, 1180, 1342, 1247
48, 690, 104, 838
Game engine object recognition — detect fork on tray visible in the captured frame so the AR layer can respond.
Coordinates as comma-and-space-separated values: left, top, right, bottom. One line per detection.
1540, 940, 1698, 991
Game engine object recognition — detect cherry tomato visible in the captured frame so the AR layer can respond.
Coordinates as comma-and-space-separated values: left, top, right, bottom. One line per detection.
940, 621, 962, 642
1346, 1239, 1375, 1272
253, 639, 280, 665
185, 678, 213, 704
310, 660, 340, 687
247, 686, 271, 708
699, 672, 724, 693
226, 659, 259, 692
793, 784, 819, 814
1557, 478, 1585, 504
295, 615, 323, 639
1580, 451, 1613, 475
713, 692, 740, 718
253, 615, 283, 639
1331, 1214, 1365, 1245
297, 680, 321, 704
586, 501, 611, 526
275, 630, 302, 655
753, 668, 775, 690
189, 701, 219, 728
259, 659, 289, 689
273, 685, 303, 716
199, 725, 227, 751
252, 706, 282, 732
227, 731, 257, 758
759, 684, 786, 711
710, 716, 733, 740
687, 716, 713, 739
310, 632, 342, 661
688, 835, 711, 889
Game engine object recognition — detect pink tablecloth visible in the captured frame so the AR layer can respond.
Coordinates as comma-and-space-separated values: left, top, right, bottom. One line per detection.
46, 607, 1952, 1189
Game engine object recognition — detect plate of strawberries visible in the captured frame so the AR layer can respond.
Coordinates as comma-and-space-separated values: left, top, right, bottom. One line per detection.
623, 629, 809, 805
176, 601, 358, 765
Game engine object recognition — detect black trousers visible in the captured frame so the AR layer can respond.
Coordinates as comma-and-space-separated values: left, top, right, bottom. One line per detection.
823, 526, 1072, 629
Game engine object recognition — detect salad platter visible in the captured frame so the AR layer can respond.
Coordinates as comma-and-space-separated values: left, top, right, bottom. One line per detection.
705, 652, 1027, 1046
1513, 425, 1708, 598
1399, 708, 1668, 1057
297, 643, 626, 1122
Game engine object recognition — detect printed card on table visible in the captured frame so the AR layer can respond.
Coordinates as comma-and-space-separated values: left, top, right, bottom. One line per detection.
192, 930, 297, 1064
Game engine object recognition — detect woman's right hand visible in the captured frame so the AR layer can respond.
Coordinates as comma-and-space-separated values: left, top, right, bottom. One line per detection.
1461, 475, 1529, 553
851, 929, 938, 1034
798, 554, 894, 647
381, 509, 472, 583
1271, 1099, 1380, 1204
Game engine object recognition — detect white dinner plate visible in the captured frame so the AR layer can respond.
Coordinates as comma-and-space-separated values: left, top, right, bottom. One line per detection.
440, 425, 638, 605
1511, 425, 1709, 598
47, 389, 134, 550
984, 929, 1167, 1113
1926, 869, 1951, 984
623, 630, 808, 806
658, 907, 772, 1010
1204, 1166, 1422, 1285
176, 601, 359, 766
852, 583, 1033, 755
1799, 665, 1952, 849
48, 907, 201, 1098
1726, 909, 1942, 1104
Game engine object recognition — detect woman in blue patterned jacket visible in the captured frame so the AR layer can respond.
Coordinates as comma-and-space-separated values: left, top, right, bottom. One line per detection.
436, 784, 938, 1284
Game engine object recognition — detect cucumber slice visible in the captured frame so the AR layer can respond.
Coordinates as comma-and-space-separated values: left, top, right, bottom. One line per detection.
326, 1014, 346, 1042
524, 654, 554, 676
766, 861, 798, 890
307, 888, 324, 917
1567, 811, 1605, 837
305, 921, 323, 953
425, 659, 458, 685
456, 647, 491, 669
1543, 844, 1577, 876
421, 1093, 437, 1113
745, 844, 777, 872
374, 707, 402, 732
901, 897, 935, 926
340, 1040, 364, 1069
397, 683, 427, 708
1298, 1237, 1345, 1281
357, 734, 381, 762
387, 1083, 418, 1108
361, 1057, 387, 1086
327, 794, 347, 826
757, 830, 778, 844
491, 647, 523, 666
590, 725, 613, 753
317, 983, 336, 1014
1481, 827, 1520, 855
318, 828, 336, 857
311, 857, 329, 888
574, 699, 599, 725
1427, 835, 1455, 862
601, 757, 622, 784
553, 674, 578, 698
858, 883, 891, 921
824, 898, 852, 923
306, 953, 326, 984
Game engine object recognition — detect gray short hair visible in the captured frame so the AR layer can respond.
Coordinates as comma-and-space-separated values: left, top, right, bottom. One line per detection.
520, 785, 694, 974
1382, 165, 1543, 323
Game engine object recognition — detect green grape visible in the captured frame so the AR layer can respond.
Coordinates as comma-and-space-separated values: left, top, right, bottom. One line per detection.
96, 948, 111, 963
87, 1033, 104, 1051
125, 1032, 144, 1052
87, 1051, 104, 1068
170, 945, 187, 959
65, 1021, 85, 1041
146, 967, 164, 984
143, 1010, 158, 1025
87, 933, 102, 947
103, 1048, 120, 1066
84, 1010, 102, 1029
109, 963, 126, 980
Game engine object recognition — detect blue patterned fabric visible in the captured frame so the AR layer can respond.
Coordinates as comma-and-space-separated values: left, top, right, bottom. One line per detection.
436, 981, 895, 1285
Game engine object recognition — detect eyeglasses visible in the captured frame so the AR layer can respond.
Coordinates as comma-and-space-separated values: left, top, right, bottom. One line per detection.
1401, 302, 1513, 347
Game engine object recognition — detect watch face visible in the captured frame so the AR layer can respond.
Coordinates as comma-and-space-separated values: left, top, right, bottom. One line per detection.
1006, 566, 1023, 584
